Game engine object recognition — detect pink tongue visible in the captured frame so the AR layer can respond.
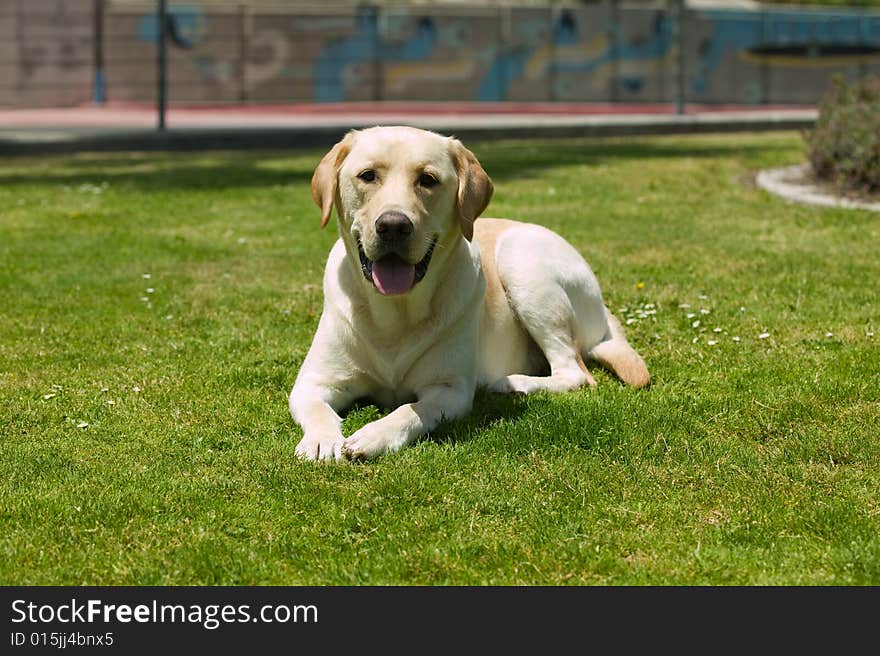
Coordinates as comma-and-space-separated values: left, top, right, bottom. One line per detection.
371, 255, 415, 295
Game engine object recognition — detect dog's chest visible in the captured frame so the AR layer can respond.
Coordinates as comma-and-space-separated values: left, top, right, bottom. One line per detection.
350, 323, 439, 399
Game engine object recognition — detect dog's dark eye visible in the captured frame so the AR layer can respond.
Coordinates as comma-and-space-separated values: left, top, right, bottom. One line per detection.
418, 172, 439, 189
358, 170, 376, 183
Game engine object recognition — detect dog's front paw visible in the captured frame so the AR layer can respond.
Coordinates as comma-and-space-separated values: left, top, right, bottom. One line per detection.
342, 423, 406, 461
295, 433, 344, 462
488, 375, 528, 395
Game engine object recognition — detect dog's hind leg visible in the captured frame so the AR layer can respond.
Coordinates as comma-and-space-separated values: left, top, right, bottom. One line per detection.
587, 310, 651, 388
488, 283, 596, 394
487, 225, 605, 395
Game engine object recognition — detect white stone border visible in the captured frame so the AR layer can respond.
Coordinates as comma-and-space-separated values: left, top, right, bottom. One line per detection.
756, 164, 880, 212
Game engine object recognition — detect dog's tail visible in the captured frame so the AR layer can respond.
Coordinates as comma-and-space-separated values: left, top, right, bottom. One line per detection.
587, 309, 651, 388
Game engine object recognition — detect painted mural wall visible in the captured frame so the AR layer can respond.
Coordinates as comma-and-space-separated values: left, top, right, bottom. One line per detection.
2, 1, 880, 107
0, 1, 95, 108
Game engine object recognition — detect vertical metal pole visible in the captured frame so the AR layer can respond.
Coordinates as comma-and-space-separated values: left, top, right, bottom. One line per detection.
548, 7, 556, 102
239, 3, 248, 103
92, 0, 105, 104
610, 0, 619, 104
858, 13, 868, 82
157, 0, 167, 130
760, 10, 769, 105
375, 6, 383, 102
501, 6, 512, 101
673, 0, 685, 114
365, 5, 381, 102
495, 6, 504, 101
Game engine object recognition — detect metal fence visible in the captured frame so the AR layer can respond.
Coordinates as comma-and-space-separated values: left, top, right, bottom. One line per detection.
2, 0, 880, 109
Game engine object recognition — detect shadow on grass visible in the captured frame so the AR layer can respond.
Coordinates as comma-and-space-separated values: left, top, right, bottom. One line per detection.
0, 153, 315, 191
473, 138, 788, 183
0, 138, 786, 191
423, 379, 668, 458
336, 390, 532, 450
424, 390, 533, 448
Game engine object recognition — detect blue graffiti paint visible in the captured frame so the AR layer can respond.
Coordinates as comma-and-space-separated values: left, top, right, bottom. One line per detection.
138, 5, 203, 48
92, 67, 105, 104
478, 11, 672, 101
555, 12, 671, 73
476, 49, 531, 102
477, 11, 578, 101
692, 9, 880, 96
619, 77, 643, 93
314, 8, 437, 102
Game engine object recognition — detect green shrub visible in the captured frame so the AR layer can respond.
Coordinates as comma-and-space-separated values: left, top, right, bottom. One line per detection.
804, 75, 880, 193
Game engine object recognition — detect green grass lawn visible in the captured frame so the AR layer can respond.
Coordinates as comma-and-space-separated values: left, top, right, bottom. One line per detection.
1, 132, 878, 585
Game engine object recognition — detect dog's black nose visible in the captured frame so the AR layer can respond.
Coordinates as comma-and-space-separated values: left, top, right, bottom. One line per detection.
375, 211, 414, 242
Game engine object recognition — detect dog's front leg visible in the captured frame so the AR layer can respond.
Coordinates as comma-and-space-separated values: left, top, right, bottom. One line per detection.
342, 381, 473, 461
289, 381, 355, 462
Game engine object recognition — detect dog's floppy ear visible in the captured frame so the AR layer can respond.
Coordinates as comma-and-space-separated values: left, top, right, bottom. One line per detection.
311, 131, 356, 228
450, 138, 493, 241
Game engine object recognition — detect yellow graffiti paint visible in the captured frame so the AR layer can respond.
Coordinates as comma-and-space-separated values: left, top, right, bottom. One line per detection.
524, 35, 607, 79
386, 56, 478, 91
588, 47, 679, 89
739, 50, 880, 68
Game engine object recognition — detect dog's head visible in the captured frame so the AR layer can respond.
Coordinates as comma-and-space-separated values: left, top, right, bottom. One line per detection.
311, 126, 493, 296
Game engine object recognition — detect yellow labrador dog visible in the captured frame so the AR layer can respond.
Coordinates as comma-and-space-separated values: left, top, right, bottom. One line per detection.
290, 126, 649, 461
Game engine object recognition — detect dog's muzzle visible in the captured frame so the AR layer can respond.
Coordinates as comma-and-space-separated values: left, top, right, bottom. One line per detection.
358, 238, 437, 296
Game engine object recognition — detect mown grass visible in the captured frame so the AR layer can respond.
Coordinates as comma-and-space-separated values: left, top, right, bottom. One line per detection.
1, 132, 878, 585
